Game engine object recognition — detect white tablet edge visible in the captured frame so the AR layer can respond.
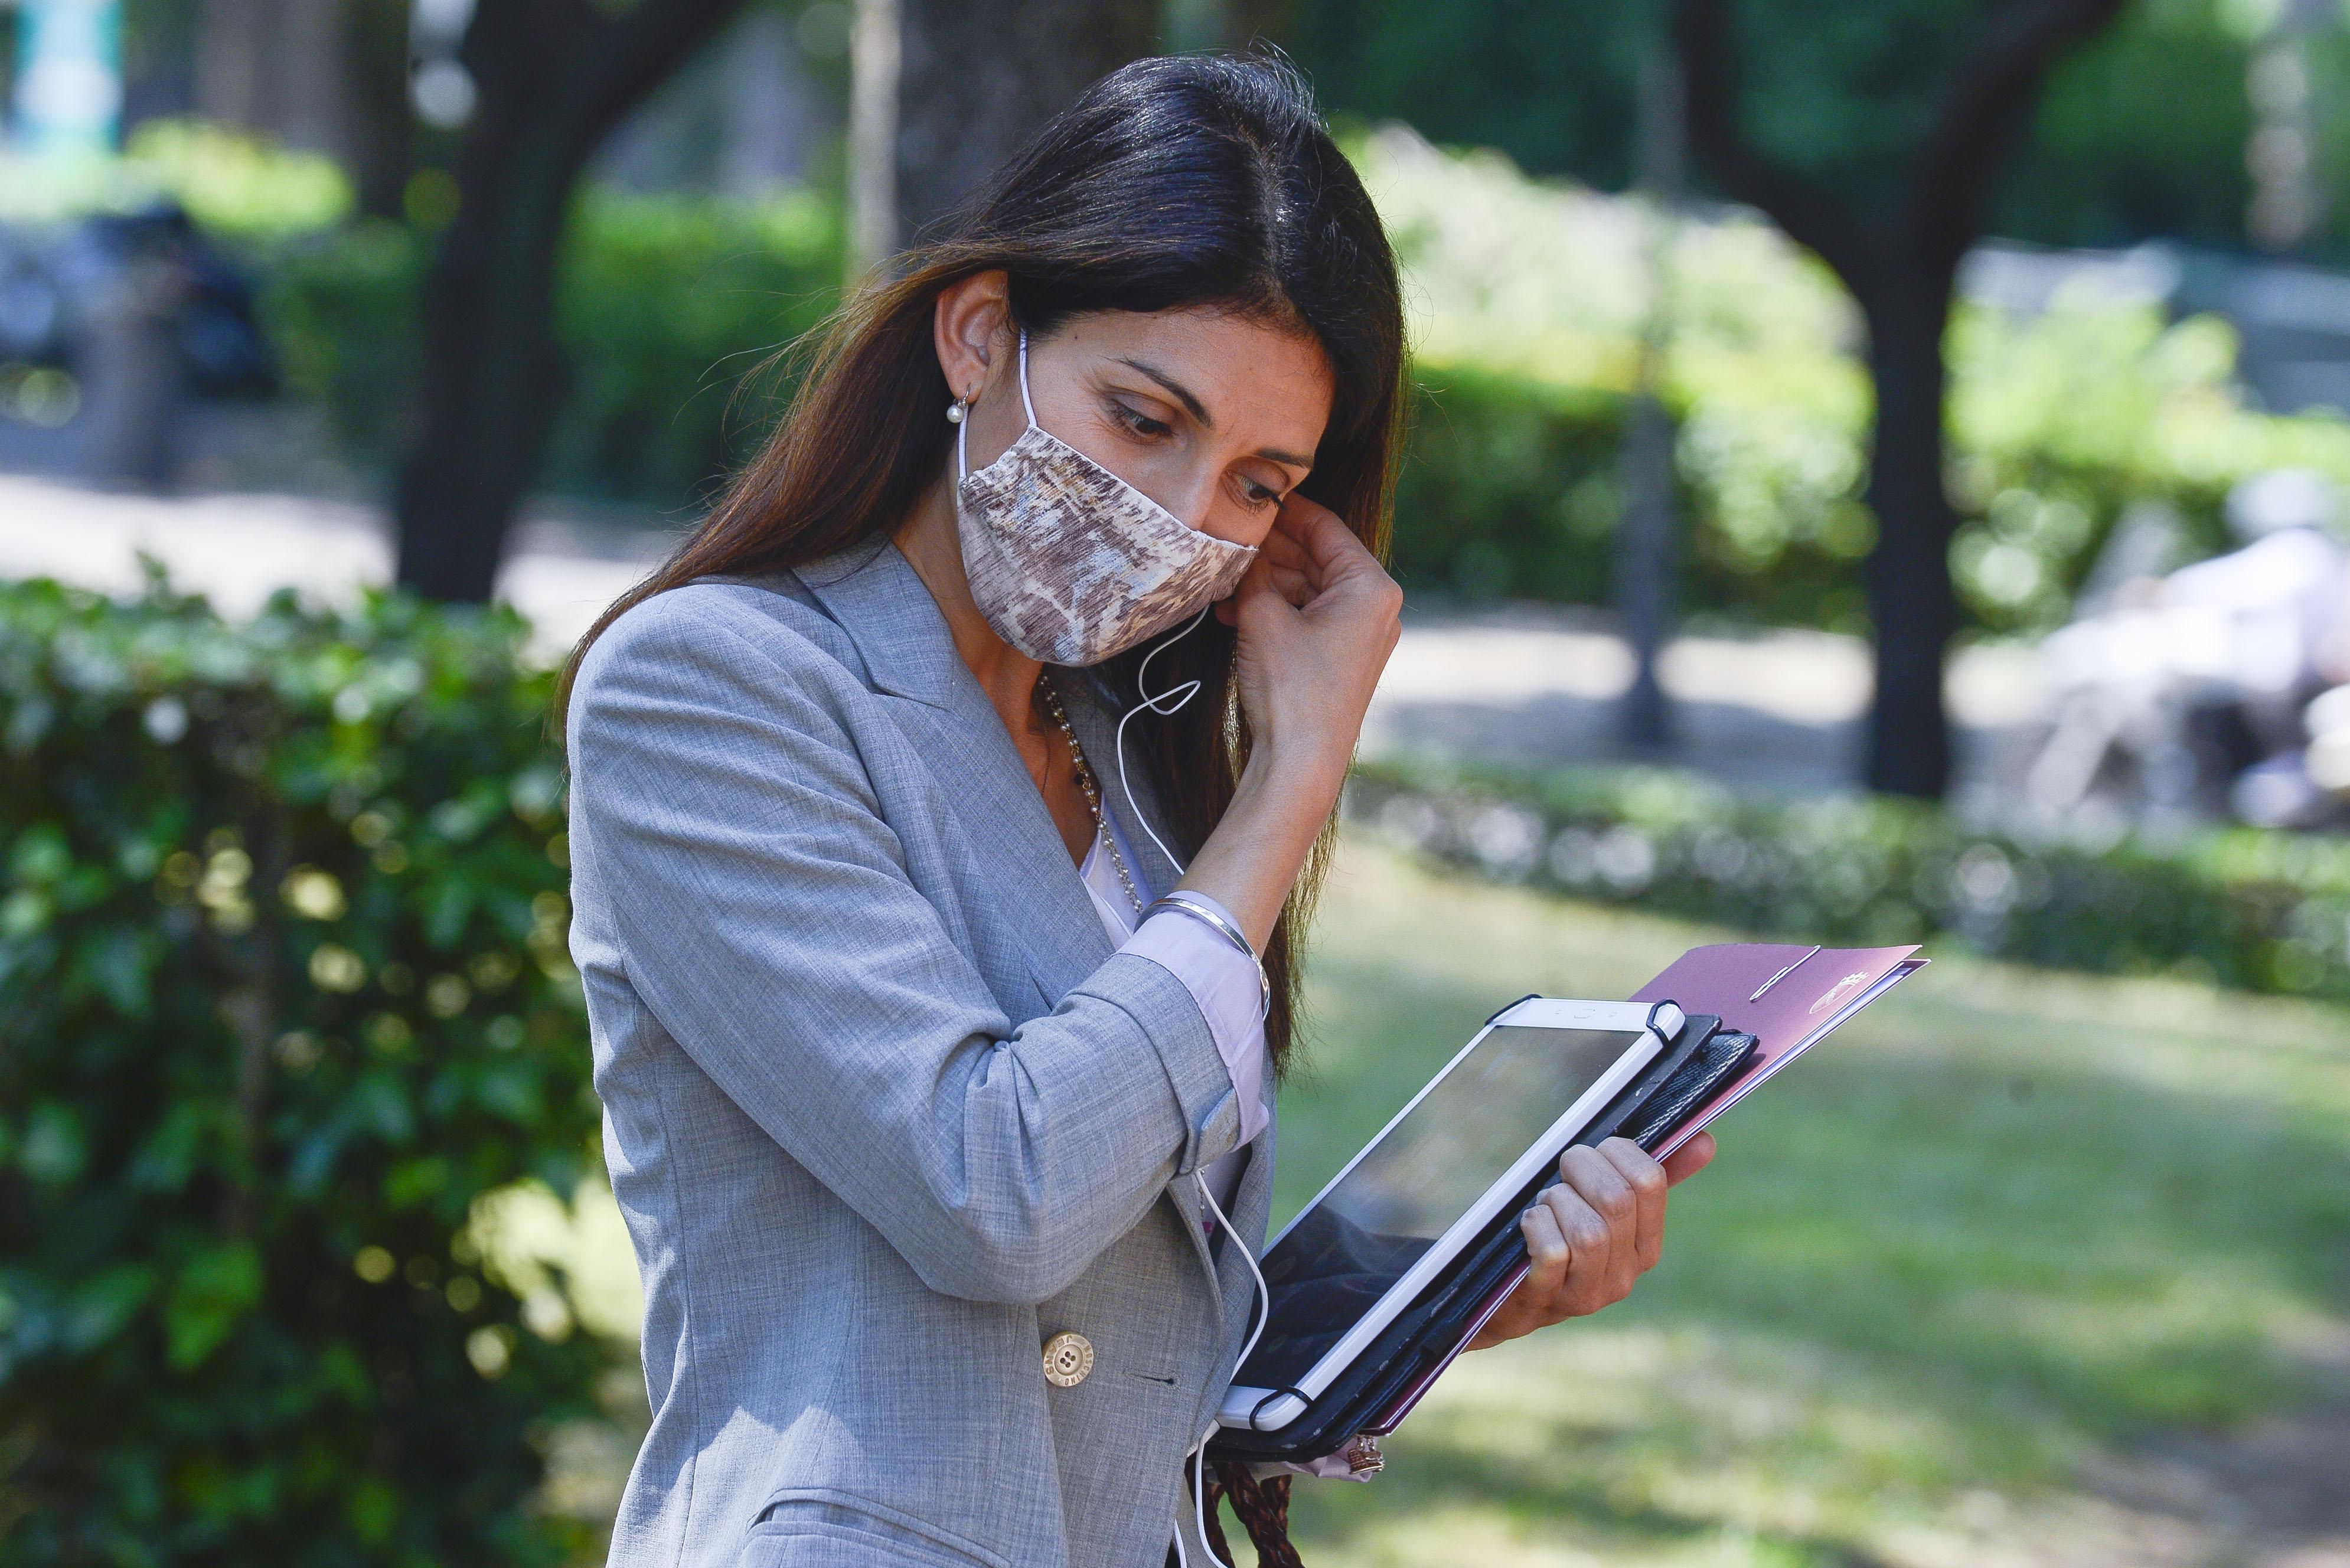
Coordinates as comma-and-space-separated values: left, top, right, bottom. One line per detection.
1252, 998, 1678, 1260
1219, 998, 1680, 1432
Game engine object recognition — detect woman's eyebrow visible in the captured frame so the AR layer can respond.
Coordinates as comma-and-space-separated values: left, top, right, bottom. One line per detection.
1112, 355, 1213, 425
1112, 354, 1314, 470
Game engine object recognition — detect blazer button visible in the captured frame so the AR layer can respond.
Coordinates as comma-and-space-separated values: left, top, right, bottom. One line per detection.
1042, 1331, 1094, 1388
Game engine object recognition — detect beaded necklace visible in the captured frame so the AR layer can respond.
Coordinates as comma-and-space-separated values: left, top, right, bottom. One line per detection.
1034, 674, 1145, 917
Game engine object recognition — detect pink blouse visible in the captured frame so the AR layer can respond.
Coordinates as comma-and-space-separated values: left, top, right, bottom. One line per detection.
1075, 806, 1269, 1220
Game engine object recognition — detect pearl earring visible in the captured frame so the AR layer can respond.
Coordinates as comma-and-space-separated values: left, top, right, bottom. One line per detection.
945, 394, 968, 424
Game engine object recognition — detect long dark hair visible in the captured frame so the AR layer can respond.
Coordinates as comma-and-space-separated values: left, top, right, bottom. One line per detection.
556, 53, 1408, 1073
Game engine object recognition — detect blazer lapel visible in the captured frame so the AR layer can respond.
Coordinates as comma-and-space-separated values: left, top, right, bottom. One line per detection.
794, 543, 1254, 1318
794, 542, 1110, 1017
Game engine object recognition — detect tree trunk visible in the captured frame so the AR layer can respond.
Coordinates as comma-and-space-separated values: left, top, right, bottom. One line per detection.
390, 0, 752, 603
892, 0, 1157, 244
846, 0, 903, 278
1856, 272, 1959, 798
341, 0, 416, 223
194, 0, 351, 158
193, 0, 274, 132
1615, 28, 1685, 753
390, 115, 578, 602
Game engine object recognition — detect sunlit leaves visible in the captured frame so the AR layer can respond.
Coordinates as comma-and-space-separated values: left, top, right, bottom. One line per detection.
1362, 128, 2350, 633
0, 573, 607, 1563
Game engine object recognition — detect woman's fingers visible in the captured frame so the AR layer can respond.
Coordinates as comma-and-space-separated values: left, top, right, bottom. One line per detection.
1223, 489, 1402, 794
1662, 1131, 1716, 1187
1265, 564, 1313, 604
1557, 1148, 1637, 1302
1258, 518, 1313, 571
1220, 553, 1314, 623
1535, 1180, 1615, 1317
1594, 1136, 1669, 1272
1277, 492, 1381, 584
1518, 1195, 1572, 1304
1470, 1137, 1713, 1353
1218, 551, 1289, 626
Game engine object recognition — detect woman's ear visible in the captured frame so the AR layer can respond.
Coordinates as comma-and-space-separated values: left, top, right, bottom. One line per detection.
934, 270, 1012, 406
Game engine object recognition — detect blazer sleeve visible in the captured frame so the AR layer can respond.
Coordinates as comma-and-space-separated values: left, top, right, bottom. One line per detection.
565, 595, 1246, 1305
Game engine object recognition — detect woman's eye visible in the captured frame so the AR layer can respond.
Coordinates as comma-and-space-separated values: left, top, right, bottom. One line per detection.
1112, 402, 1172, 439
1239, 479, 1281, 510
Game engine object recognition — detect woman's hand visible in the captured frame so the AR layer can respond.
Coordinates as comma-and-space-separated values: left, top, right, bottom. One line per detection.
1179, 496, 1400, 950
1462, 1132, 1716, 1352
1218, 494, 1402, 805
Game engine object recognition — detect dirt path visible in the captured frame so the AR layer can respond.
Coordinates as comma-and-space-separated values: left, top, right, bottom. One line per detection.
2084, 1397, 2350, 1567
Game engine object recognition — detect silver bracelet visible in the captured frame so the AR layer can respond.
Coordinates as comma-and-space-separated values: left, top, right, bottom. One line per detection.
1142, 891, 1273, 1021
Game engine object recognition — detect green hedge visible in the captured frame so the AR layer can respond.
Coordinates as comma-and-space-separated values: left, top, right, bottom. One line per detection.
0, 570, 604, 1564
6, 563, 2344, 1562
1350, 752, 2350, 1001
1396, 363, 1878, 628
237, 124, 2350, 635
261, 187, 843, 511
1392, 364, 1623, 606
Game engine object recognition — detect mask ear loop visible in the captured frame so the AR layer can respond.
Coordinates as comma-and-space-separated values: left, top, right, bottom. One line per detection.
1015, 326, 1038, 425
954, 326, 1041, 488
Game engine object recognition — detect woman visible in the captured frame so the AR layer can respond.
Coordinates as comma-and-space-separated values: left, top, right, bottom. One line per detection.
559, 53, 1714, 1568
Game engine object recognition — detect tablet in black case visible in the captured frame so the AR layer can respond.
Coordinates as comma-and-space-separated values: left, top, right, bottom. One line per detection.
1207, 1010, 1755, 1466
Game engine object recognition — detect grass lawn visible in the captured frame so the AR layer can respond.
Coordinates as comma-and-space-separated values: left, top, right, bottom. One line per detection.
541, 833, 2350, 1565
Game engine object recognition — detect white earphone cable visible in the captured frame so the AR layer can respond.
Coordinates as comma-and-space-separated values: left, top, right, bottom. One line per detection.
1114, 605, 1212, 878
1115, 603, 1274, 1568
1181, 1167, 1272, 1568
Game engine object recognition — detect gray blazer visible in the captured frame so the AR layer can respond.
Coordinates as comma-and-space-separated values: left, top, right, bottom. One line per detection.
564, 538, 1275, 1568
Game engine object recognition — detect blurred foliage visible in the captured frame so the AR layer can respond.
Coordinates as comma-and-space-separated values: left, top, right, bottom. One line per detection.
1287, 0, 1646, 192
262, 185, 841, 510
1392, 366, 1627, 606
26, 119, 2350, 631
1, 561, 2343, 1562
540, 187, 839, 506
1293, 0, 2306, 262
1362, 124, 2350, 632
1352, 751, 2350, 1002
1712, 0, 1992, 210
2001, 0, 2254, 250
249, 122, 2350, 633
0, 569, 606, 1564
0, 119, 353, 238
1365, 126, 1879, 627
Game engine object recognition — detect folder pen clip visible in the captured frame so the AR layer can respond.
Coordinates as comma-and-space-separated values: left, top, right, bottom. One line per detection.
1748, 945, 1822, 1001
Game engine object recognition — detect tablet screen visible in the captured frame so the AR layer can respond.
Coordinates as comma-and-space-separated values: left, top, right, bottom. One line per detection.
1240, 1023, 1652, 1394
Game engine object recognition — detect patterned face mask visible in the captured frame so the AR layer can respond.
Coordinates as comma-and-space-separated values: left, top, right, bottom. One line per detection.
954, 329, 1259, 666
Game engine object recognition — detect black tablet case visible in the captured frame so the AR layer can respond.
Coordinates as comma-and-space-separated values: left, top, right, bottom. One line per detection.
1207, 1002, 1756, 1466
